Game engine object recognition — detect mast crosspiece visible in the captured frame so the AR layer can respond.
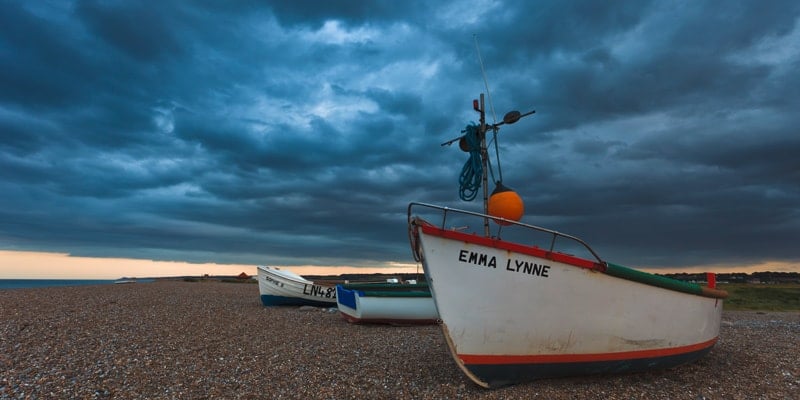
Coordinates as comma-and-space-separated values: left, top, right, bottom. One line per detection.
442, 95, 535, 236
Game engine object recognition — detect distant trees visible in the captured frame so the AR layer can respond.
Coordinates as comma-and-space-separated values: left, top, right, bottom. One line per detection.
661, 271, 800, 284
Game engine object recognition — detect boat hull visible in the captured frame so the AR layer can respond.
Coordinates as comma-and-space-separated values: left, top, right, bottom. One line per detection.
413, 219, 724, 388
336, 283, 439, 325
257, 266, 338, 307
458, 341, 714, 388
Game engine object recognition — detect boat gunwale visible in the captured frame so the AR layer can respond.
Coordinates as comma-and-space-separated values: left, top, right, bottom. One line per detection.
342, 282, 429, 290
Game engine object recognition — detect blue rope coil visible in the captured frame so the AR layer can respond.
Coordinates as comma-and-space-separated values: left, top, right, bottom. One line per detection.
459, 124, 482, 201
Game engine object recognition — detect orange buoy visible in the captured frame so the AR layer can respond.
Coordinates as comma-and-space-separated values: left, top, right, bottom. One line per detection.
488, 182, 524, 225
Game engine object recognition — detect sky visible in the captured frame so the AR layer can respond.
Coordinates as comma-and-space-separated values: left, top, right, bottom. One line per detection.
1, 1, 799, 278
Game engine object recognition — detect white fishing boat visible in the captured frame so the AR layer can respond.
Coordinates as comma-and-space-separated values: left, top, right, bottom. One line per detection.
406, 93, 728, 388
335, 282, 439, 325
257, 265, 339, 307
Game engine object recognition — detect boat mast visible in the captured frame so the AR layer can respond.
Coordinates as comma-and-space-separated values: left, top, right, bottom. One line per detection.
474, 94, 536, 237
443, 93, 535, 237
478, 93, 490, 236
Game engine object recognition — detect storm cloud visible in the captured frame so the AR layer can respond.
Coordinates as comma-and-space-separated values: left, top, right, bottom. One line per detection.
1, 1, 798, 270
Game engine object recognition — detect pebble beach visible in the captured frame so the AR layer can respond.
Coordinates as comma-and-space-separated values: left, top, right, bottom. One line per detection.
1, 281, 797, 399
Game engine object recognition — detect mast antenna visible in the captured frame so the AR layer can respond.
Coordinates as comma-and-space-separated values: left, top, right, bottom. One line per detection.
474, 34, 497, 125
441, 36, 536, 236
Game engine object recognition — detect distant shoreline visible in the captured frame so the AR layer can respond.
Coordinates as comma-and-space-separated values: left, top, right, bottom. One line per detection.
4, 270, 797, 283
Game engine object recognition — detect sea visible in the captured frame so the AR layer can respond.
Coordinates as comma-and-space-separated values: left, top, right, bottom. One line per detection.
0, 279, 150, 290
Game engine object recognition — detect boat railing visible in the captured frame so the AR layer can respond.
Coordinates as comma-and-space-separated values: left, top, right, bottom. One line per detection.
407, 202, 604, 265
407, 202, 729, 299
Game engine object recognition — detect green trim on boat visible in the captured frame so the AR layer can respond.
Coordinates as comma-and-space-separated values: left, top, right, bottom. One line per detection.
343, 283, 429, 290
604, 262, 705, 296
360, 290, 431, 298
341, 282, 432, 298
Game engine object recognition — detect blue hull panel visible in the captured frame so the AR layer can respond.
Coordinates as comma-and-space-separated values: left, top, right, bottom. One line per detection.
335, 285, 360, 309
260, 294, 334, 307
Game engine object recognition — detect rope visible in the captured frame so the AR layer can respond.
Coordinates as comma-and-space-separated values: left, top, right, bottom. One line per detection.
458, 124, 482, 201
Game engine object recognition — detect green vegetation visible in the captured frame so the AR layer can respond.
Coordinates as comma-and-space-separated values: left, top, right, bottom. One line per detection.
719, 283, 800, 311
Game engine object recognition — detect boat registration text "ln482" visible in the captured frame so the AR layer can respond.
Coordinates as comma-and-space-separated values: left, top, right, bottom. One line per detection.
457, 249, 551, 278
303, 284, 337, 299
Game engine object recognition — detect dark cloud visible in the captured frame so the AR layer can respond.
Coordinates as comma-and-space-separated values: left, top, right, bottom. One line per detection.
1, 1, 798, 271
264, 0, 420, 27
76, 1, 184, 62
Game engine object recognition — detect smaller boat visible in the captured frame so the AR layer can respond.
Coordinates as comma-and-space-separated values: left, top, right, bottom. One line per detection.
336, 281, 439, 325
257, 265, 339, 307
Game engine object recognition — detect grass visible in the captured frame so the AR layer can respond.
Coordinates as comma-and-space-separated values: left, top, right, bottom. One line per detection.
719, 283, 800, 311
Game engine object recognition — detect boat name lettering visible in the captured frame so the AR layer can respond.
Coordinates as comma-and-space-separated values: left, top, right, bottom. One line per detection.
505, 259, 550, 277
263, 275, 284, 287
302, 284, 337, 299
457, 249, 551, 278
458, 250, 497, 268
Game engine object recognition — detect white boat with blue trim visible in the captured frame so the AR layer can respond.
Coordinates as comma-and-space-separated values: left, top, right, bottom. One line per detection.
336, 282, 439, 325
257, 265, 339, 307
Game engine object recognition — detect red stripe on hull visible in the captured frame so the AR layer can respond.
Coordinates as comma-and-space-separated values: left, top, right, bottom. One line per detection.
458, 337, 718, 365
339, 312, 438, 325
460, 342, 718, 388
418, 223, 604, 270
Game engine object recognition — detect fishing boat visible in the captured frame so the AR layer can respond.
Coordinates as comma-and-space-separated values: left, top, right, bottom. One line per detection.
257, 265, 339, 307
335, 282, 439, 325
406, 93, 728, 388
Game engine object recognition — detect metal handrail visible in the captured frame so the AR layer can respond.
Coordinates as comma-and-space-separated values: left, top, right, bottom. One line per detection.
407, 202, 605, 264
